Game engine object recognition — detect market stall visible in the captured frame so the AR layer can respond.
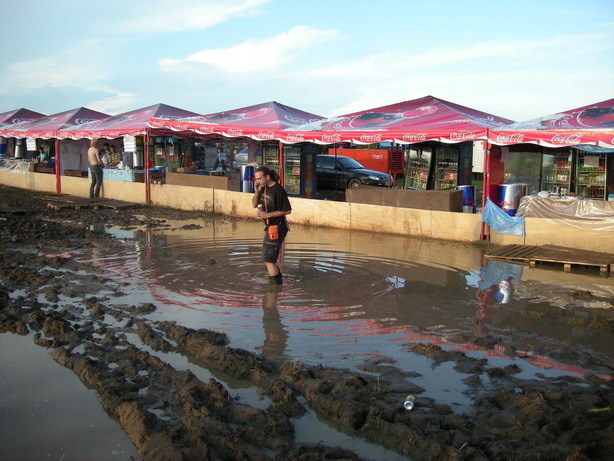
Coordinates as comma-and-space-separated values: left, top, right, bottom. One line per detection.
0, 108, 46, 159
0, 107, 109, 192
486, 98, 614, 202
152, 95, 515, 198
152, 101, 325, 197
57, 103, 201, 199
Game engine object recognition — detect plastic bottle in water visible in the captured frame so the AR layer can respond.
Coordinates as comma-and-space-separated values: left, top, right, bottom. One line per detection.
403, 395, 416, 411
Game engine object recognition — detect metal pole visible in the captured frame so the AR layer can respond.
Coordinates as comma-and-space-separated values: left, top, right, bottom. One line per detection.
54, 138, 61, 194
278, 141, 284, 186
144, 132, 151, 204
480, 140, 491, 240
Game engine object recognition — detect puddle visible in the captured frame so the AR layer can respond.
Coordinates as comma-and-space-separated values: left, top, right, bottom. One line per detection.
10, 217, 614, 458
0, 333, 139, 461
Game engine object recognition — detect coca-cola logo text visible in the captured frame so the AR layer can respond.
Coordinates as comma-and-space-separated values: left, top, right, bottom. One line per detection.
496, 133, 525, 143
551, 134, 582, 144
257, 131, 275, 139
227, 128, 244, 136
11, 118, 34, 124
401, 133, 426, 142
321, 134, 341, 143
74, 118, 99, 125
359, 134, 382, 143
450, 132, 476, 140
286, 133, 304, 142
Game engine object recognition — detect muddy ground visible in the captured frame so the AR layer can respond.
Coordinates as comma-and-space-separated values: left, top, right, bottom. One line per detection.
0, 184, 613, 461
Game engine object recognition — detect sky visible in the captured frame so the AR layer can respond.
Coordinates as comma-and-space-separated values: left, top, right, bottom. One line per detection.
0, 0, 613, 122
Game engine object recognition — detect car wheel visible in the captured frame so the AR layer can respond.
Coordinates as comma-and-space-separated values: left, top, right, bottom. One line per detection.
347, 178, 362, 188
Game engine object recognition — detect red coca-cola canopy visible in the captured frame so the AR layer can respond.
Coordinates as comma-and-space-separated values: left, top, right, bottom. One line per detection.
151, 95, 515, 145
186, 101, 324, 130
488, 99, 614, 147
61, 103, 200, 139
289, 95, 514, 132
2, 107, 109, 139
0, 108, 46, 129
507, 98, 614, 130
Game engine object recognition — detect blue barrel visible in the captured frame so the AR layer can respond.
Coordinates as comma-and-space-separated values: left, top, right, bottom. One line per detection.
240, 165, 254, 193
457, 185, 475, 213
498, 184, 528, 216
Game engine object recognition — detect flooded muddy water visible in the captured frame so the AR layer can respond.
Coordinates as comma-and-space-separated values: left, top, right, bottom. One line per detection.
84, 220, 614, 403
3, 211, 613, 460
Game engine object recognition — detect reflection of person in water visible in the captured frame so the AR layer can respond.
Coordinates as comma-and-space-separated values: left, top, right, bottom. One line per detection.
494, 279, 513, 304
256, 286, 288, 357
475, 277, 514, 330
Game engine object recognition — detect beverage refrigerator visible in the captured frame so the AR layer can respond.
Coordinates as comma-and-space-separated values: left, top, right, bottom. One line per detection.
434, 147, 459, 190
541, 148, 572, 195
403, 146, 432, 190
282, 144, 318, 198
575, 152, 607, 200
283, 146, 302, 196
263, 144, 280, 170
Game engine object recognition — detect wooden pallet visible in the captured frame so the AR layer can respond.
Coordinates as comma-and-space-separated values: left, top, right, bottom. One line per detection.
47, 197, 140, 211
94, 199, 141, 210
47, 200, 96, 210
0, 208, 33, 215
485, 244, 613, 275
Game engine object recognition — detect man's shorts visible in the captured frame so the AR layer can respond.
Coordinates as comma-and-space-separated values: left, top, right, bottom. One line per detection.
262, 225, 288, 263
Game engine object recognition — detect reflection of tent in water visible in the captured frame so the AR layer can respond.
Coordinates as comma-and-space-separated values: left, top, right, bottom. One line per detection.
478, 260, 523, 290
477, 260, 522, 305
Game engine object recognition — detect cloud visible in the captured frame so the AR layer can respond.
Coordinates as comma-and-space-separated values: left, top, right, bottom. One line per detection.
158, 25, 340, 73
0, 38, 138, 114
87, 92, 140, 115
267, 30, 614, 118
118, 0, 270, 33
0, 39, 111, 91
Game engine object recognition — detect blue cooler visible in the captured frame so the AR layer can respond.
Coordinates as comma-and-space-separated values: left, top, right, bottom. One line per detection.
457, 185, 475, 213
240, 165, 255, 193
498, 184, 528, 216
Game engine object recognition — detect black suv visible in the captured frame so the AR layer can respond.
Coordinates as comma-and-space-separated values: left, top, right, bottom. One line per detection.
316, 155, 391, 190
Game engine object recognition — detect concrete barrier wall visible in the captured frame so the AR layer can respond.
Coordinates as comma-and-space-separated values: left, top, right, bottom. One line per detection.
166, 172, 229, 190
151, 183, 214, 212
1, 170, 612, 253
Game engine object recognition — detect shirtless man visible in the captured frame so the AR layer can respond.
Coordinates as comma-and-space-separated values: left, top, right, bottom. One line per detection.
88, 138, 103, 198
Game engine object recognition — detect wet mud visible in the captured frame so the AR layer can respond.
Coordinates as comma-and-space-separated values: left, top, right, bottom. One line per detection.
1, 185, 613, 460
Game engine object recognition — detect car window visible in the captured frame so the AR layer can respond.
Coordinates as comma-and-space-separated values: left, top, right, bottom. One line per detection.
337, 157, 365, 169
317, 156, 335, 170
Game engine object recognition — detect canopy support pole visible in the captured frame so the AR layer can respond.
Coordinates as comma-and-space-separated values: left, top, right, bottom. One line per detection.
54, 138, 61, 195
480, 140, 491, 241
144, 132, 151, 204
278, 141, 284, 186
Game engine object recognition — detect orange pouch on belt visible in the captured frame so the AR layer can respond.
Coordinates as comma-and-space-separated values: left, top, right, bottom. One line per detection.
267, 225, 279, 240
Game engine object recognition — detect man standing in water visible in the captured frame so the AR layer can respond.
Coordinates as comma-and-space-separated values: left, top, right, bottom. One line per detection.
87, 138, 103, 198
252, 166, 291, 284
